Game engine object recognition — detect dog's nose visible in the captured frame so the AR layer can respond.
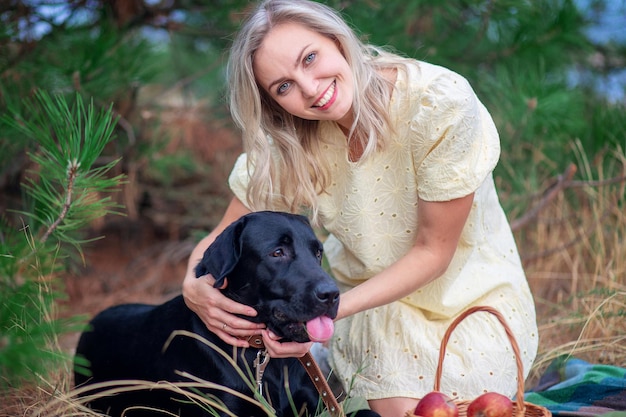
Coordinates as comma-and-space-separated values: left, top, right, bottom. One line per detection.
315, 282, 340, 306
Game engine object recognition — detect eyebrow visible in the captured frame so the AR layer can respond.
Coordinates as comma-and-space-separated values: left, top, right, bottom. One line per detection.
266, 43, 312, 92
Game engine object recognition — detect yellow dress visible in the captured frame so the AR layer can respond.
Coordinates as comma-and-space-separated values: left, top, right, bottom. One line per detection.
228, 59, 538, 400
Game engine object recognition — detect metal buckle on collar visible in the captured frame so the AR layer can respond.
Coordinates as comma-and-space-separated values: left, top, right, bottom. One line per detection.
253, 348, 270, 396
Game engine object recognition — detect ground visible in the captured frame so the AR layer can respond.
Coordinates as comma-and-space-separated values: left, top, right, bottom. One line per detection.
61, 219, 191, 350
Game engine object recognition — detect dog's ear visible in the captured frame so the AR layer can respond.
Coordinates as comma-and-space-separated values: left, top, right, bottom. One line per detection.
194, 217, 246, 288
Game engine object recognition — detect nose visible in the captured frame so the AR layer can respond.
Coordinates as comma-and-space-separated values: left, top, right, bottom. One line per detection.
314, 281, 340, 308
299, 76, 319, 98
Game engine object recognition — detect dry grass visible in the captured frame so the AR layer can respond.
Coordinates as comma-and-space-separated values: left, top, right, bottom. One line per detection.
2, 147, 625, 416
3, 376, 274, 417
2, 333, 276, 417
514, 145, 626, 383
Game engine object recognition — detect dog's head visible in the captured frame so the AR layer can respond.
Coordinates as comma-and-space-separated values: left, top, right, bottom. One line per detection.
195, 211, 339, 343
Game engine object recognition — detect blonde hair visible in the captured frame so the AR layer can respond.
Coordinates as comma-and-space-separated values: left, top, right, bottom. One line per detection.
227, 0, 398, 222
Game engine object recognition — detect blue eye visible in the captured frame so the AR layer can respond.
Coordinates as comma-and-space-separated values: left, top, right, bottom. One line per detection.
305, 52, 316, 64
277, 81, 290, 95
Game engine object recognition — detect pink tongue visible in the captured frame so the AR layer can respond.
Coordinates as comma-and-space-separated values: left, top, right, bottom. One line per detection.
305, 316, 335, 342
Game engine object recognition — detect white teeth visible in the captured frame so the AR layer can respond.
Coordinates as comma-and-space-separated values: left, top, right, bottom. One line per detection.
315, 82, 335, 107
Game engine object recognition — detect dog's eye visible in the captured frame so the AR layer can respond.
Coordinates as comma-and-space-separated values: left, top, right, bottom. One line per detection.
271, 248, 285, 257
316, 249, 322, 260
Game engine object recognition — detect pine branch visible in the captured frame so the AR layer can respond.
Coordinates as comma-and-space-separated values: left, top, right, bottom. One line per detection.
511, 163, 626, 232
511, 163, 578, 231
520, 207, 611, 262
0, 92, 126, 389
39, 160, 79, 245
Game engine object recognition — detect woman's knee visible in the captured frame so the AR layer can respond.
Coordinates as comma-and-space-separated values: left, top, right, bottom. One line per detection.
368, 397, 419, 417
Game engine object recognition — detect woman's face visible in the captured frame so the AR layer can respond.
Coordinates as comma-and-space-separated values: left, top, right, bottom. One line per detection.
253, 22, 354, 129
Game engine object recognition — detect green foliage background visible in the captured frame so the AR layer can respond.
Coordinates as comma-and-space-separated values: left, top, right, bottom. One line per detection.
1, 91, 125, 387
0, 0, 624, 392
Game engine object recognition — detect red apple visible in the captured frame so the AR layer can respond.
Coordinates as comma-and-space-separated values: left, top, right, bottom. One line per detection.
467, 392, 513, 417
413, 392, 459, 417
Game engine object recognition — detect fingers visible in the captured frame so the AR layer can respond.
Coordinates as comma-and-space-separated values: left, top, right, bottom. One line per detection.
217, 292, 258, 319
201, 303, 265, 347
261, 330, 313, 358
184, 273, 311, 354
214, 324, 260, 348
184, 273, 264, 347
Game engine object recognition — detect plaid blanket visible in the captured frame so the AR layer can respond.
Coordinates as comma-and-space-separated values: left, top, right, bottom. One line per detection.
524, 356, 626, 416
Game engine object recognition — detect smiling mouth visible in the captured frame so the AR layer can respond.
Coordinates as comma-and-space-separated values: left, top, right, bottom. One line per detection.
313, 81, 336, 108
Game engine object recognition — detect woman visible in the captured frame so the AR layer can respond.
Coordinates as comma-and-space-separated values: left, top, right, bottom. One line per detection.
182, 1, 538, 416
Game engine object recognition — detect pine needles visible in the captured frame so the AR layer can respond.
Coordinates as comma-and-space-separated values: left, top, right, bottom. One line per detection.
0, 92, 125, 389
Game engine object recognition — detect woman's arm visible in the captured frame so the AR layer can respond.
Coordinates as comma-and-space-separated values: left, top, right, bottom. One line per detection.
184, 193, 472, 356
182, 196, 266, 348
336, 193, 474, 320
262, 193, 474, 358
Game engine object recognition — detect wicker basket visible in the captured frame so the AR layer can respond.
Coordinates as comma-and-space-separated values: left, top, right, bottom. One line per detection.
405, 305, 551, 417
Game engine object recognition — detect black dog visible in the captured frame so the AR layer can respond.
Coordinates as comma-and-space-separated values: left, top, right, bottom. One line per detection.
74, 211, 380, 417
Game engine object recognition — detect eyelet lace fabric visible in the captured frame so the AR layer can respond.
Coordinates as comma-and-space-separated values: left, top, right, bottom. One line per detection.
228, 59, 538, 400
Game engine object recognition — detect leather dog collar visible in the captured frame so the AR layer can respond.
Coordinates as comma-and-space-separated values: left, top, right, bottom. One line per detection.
239, 335, 343, 417
244, 334, 265, 349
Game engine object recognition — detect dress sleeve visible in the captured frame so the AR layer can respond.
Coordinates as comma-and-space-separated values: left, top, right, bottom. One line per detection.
227, 152, 291, 212
411, 69, 500, 201
228, 153, 252, 209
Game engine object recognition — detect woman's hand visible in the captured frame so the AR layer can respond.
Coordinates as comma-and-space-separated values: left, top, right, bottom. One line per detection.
261, 329, 313, 358
182, 196, 261, 347
183, 270, 265, 348
181, 196, 312, 356
184, 271, 313, 356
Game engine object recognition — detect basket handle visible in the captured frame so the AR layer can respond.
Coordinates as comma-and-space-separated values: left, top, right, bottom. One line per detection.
434, 306, 526, 413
